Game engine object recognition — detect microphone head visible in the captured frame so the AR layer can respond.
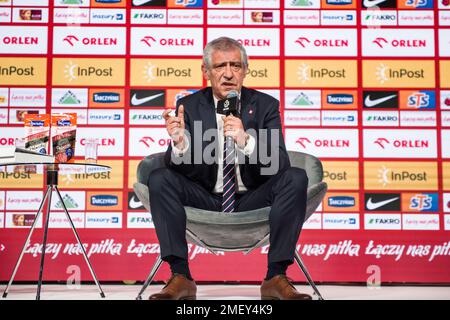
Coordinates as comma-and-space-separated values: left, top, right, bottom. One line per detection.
226, 90, 238, 98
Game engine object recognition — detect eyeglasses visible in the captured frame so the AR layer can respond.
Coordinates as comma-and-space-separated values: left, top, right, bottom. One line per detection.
212, 61, 244, 73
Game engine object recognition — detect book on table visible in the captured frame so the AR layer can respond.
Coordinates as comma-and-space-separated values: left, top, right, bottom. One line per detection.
0, 146, 55, 164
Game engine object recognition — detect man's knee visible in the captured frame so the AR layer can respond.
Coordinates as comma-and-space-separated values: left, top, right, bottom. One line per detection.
282, 167, 308, 191
147, 168, 175, 193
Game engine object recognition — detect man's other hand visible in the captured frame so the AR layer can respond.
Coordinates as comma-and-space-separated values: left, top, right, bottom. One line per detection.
163, 105, 185, 150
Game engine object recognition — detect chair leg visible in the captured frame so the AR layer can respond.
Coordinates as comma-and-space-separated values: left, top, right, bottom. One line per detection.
136, 254, 163, 300
294, 250, 324, 300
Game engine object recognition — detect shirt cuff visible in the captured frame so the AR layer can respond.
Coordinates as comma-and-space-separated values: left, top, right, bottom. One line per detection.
171, 136, 189, 156
237, 133, 255, 156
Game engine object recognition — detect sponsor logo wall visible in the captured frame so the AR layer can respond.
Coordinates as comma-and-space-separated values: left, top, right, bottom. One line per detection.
0, 0, 449, 283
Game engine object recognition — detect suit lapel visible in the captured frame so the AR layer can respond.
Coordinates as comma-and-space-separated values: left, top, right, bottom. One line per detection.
200, 87, 217, 131
240, 87, 254, 130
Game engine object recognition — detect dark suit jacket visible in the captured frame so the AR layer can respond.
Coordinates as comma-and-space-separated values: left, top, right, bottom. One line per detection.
164, 86, 290, 192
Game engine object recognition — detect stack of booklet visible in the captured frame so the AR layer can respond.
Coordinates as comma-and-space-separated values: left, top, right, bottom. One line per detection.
0, 146, 55, 164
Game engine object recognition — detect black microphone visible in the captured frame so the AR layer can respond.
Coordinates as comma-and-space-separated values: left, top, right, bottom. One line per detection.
217, 91, 239, 164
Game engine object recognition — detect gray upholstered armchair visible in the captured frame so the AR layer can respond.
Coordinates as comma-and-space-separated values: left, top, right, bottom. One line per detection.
133, 151, 327, 300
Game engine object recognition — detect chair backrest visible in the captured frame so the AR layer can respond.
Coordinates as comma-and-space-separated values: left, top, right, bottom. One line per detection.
137, 151, 324, 189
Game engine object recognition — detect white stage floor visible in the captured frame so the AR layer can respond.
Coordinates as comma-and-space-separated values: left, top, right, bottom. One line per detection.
1, 284, 449, 300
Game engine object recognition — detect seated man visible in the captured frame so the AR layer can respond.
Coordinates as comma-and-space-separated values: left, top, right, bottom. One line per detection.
147, 37, 311, 300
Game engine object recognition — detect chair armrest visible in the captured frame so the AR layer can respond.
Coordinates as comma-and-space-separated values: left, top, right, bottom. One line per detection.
305, 181, 328, 221
136, 152, 166, 185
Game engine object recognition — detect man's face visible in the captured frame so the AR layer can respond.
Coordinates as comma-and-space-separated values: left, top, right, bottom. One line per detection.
202, 48, 247, 100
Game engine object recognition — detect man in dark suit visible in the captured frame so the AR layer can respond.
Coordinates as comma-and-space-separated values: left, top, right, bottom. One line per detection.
147, 37, 311, 300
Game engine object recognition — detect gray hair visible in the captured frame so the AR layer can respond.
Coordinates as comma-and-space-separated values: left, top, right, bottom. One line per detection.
203, 37, 248, 70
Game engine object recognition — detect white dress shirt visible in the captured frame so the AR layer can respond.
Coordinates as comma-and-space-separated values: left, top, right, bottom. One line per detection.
171, 95, 256, 193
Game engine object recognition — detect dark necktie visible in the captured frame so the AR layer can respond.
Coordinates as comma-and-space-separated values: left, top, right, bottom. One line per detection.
222, 135, 236, 213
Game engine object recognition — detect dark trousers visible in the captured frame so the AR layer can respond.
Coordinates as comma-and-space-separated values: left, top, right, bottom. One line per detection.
147, 166, 308, 265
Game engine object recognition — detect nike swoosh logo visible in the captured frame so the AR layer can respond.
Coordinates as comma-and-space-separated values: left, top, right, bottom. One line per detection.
364, 0, 388, 7
366, 197, 399, 210
364, 94, 397, 107
131, 92, 164, 106
133, 0, 153, 6
129, 196, 143, 209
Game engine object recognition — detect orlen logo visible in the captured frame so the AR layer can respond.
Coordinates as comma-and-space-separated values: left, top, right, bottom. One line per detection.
236, 38, 270, 47
374, 138, 429, 149
63, 35, 118, 46
139, 136, 170, 148
295, 37, 349, 48
295, 137, 350, 148
140, 36, 195, 47
372, 37, 427, 49
80, 138, 115, 146
2, 36, 39, 45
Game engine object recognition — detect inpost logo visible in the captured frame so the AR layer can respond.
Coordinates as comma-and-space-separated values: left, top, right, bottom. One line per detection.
443, 163, 450, 190
52, 58, 125, 86
363, 60, 435, 88
441, 61, 450, 88
128, 160, 140, 189
61, 160, 123, 189
0, 58, 46, 85
243, 59, 279, 87
131, 59, 202, 86
0, 170, 43, 189
322, 161, 359, 190
364, 162, 438, 190
285, 60, 357, 88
